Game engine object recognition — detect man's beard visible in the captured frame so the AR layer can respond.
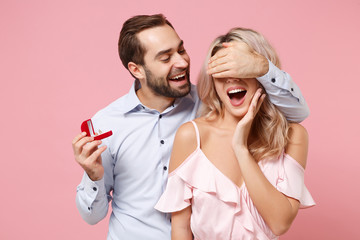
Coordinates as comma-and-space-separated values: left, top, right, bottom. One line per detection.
144, 67, 191, 98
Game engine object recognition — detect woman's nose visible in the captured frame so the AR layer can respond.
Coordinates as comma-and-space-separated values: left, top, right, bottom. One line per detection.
225, 78, 240, 83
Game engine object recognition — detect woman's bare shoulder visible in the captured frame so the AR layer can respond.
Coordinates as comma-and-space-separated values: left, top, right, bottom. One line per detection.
169, 121, 198, 173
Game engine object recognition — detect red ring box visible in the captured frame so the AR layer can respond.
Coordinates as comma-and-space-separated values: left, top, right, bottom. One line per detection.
81, 119, 113, 140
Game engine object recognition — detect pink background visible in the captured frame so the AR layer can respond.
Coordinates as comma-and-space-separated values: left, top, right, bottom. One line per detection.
1, 0, 359, 239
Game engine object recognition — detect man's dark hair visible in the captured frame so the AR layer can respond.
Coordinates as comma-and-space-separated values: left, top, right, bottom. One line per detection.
118, 14, 174, 69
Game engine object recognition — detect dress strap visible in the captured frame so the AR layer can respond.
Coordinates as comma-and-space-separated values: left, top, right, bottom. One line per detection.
190, 121, 200, 149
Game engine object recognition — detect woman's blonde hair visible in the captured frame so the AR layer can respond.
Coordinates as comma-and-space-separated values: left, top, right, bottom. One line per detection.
197, 27, 289, 161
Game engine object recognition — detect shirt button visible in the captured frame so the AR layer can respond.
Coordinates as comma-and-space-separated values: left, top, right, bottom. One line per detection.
163, 166, 167, 171
159, 114, 162, 119
93, 187, 97, 191
291, 88, 294, 91
88, 207, 91, 211
160, 140, 165, 144
271, 78, 276, 83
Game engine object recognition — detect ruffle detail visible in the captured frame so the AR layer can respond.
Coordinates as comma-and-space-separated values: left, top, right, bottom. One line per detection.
155, 148, 244, 213
177, 149, 243, 210
155, 173, 193, 212
266, 153, 316, 208
155, 136, 315, 240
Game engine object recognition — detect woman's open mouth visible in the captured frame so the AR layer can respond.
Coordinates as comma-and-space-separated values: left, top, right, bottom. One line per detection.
227, 88, 247, 106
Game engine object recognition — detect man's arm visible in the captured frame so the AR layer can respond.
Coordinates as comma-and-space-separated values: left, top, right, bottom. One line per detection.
72, 133, 113, 224
207, 41, 309, 122
256, 60, 309, 122
75, 173, 111, 225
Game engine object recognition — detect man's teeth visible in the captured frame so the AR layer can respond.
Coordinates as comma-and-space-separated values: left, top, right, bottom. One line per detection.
170, 73, 185, 80
228, 89, 246, 94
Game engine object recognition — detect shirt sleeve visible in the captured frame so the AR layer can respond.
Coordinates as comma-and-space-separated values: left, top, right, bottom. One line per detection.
75, 140, 114, 225
256, 60, 310, 123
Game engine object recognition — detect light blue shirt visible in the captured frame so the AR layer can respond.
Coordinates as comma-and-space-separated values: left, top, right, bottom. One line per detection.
75, 62, 309, 240
257, 60, 309, 122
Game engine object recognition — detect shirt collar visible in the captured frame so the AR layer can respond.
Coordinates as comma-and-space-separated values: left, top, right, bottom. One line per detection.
118, 80, 196, 114
171, 84, 196, 107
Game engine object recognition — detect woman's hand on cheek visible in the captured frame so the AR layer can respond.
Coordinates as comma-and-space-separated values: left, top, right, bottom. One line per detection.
232, 88, 266, 154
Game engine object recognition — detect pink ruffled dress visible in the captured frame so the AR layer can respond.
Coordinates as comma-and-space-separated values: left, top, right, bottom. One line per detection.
155, 121, 315, 240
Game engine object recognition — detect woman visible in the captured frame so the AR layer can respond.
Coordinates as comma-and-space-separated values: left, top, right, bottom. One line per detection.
155, 28, 315, 240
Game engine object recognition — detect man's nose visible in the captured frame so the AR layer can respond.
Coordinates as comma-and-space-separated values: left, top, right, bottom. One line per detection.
173, 53, 189, 69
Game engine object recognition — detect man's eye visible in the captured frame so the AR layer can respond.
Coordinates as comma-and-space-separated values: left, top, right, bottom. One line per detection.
161, 57, 170, 62
179, 49, 186, 54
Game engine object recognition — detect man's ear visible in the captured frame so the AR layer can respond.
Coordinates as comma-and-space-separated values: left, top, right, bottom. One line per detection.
128, 62, 145, 80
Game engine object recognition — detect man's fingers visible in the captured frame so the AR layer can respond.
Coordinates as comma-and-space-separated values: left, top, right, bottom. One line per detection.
208, 57, 228, 71
82, 140, 102, 156
73, 136, 95, 155
87, 145, 107, 163
209, 49, 229, 63
222, 42, 235, 48
229, 41, 250, 50
72, 132, 87, 145
209, 41, 250, 63
210, 70, 233, 79
207, 63, 231, 75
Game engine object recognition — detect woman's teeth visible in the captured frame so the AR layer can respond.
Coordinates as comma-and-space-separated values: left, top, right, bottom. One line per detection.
227, 88, 247, 102
228, 89, 246, 94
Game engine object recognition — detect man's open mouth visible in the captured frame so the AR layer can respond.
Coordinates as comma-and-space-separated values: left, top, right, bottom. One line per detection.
168, 72, 186, 81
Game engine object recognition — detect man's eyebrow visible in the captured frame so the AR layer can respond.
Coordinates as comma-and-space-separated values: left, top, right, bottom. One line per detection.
154, 40, 184, 60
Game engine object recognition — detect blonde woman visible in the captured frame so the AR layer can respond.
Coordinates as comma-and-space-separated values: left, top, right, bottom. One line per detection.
155, 28, 315, 240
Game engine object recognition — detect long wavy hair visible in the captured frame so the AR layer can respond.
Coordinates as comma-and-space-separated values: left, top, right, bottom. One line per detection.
197, 27, 289, 161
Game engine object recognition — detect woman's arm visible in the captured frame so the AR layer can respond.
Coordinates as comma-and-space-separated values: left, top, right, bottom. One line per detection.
168, 122, 198, 239
171, 207, 193, 240
232, 89, 308, 235
234, 122, 308, 236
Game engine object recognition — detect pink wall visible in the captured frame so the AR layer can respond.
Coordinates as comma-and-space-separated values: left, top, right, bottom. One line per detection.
1, 0, 359, 239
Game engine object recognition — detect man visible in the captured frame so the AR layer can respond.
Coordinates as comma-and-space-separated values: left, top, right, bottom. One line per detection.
72, 14, 309, 239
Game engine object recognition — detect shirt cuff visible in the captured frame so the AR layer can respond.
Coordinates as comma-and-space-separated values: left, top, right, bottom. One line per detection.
256, 59, 302, 104
82, 173, 106, 202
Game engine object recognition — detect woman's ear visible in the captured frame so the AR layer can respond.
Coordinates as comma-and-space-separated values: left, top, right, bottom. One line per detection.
128, 62, 145, 80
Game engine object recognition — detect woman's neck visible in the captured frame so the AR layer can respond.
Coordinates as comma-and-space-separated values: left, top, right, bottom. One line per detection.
214, 111, 243, 131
